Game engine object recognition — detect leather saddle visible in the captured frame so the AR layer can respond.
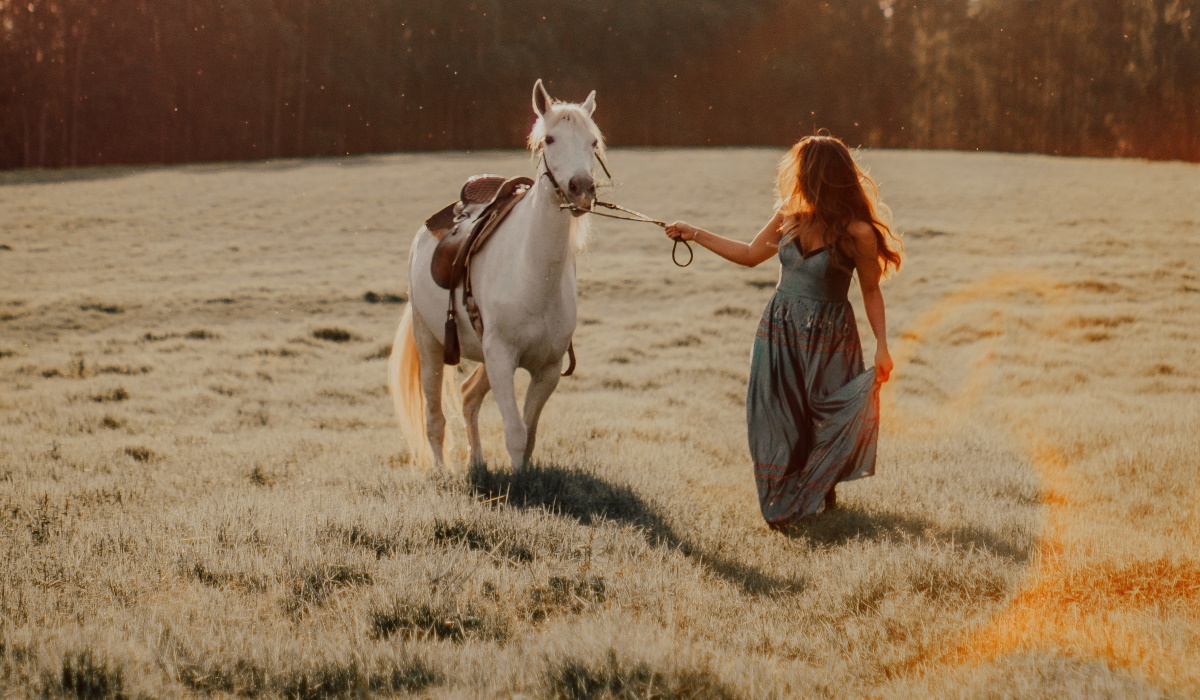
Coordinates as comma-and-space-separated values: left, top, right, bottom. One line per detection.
419, 173, 577, 376
422, 174, 534, 367
427, 175, 534, 289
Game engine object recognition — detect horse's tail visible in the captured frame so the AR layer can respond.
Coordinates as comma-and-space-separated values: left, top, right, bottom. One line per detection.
388, 304, 465, 469
388, 305, 429, 467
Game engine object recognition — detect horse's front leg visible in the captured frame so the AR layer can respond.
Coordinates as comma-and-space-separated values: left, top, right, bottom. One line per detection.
521, 364, 562, 464
483, 351, 528, 471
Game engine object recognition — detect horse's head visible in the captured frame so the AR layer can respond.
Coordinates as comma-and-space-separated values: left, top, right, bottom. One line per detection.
528, 79, 605, 215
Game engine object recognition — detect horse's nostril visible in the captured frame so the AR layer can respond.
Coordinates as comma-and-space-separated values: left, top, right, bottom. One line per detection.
567, 176, 594, 197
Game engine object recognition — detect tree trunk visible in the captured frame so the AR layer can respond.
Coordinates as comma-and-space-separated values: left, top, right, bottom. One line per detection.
273, 49, 285, 158
70, 26, 87, 166
38, 103, 47, 168
22, 106, 30, 168
295, 1, 309, 155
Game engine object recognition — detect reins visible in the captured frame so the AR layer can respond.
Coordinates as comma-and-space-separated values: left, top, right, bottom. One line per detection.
573, 201, 693, 268
541, 151, 693, 267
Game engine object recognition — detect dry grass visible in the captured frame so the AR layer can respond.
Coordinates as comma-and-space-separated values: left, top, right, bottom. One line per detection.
1, 148, 1198, 698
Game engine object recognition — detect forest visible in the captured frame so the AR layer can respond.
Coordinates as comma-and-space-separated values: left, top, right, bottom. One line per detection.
1, 0, 1197, 168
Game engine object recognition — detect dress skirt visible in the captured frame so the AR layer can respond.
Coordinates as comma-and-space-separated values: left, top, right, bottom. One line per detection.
746, 285, 880, 526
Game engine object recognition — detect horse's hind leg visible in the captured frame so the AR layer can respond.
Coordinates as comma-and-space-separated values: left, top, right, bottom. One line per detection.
462, 363, 491, 467
412, 313, 448, 469
521, 364, 562, 464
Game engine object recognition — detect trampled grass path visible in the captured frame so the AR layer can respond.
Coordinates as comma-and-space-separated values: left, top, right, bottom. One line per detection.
884, 270, 1200, 696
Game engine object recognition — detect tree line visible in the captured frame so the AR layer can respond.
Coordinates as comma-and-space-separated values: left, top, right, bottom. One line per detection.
1, 0, 1197, 169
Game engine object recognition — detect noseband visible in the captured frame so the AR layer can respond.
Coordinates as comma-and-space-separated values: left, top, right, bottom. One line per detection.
538, 148, 611, 204
538, 148, 692, 267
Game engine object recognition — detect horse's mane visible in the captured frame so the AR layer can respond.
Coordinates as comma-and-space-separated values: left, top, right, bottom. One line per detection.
527, 103, 605, 253
527, 104, 606, 157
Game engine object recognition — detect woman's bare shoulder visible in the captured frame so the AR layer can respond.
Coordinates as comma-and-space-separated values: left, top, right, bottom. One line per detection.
777, 210, 813, 235
847, 220, 875, 241
847, 220, 879, 259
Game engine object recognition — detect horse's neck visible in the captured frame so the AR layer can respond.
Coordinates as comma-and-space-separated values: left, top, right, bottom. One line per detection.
513, 173, 575, 295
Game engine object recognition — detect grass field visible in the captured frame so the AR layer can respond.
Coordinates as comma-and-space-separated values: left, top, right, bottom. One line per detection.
1, 147, 1198, 698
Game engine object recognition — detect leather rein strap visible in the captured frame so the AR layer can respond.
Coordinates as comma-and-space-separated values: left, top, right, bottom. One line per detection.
538, 149, 687, 378
541, 152, 693, 267
585, 201, 693, 268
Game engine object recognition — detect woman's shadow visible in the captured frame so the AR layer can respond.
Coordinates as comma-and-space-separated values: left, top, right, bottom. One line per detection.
467, 461, 807, 596
467, 462, 1032, 595
782, 502, 1033, 564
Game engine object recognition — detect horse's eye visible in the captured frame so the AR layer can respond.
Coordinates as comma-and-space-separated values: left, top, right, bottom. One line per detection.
545, 135, 556, 145
591, 139, 598, 148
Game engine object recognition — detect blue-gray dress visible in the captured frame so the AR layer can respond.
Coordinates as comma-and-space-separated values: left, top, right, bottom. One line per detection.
747, 241, 880, 527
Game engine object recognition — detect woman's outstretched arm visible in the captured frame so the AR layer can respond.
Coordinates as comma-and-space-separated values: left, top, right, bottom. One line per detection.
849, 221, 894, 382
665, 211, 785, 268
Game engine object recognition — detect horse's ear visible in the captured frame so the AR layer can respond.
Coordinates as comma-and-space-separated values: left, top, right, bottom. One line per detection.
533, 79, 553, 117
581, 90, 597, 116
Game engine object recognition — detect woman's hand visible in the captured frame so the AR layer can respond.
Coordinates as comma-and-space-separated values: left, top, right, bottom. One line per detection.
874, 347, 894, 383
665, 221, 698, 241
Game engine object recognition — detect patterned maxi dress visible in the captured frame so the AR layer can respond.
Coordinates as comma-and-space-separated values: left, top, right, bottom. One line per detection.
747, 241, 881, 527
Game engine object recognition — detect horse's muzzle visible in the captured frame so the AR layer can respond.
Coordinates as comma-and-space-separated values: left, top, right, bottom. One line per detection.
567, 175, 596, 215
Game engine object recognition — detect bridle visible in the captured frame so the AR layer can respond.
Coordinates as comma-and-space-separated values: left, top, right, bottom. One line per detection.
539, 148, 693, 267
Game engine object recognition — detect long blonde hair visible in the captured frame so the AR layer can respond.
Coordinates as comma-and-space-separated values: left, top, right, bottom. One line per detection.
776, 134, 903, 276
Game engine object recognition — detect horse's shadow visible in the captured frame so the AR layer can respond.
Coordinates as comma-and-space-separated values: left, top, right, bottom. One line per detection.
466, 463, 1033, 597
466, 461, 806, 596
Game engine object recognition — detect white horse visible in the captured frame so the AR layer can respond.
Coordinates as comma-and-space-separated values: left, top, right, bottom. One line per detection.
389, 79, 603, 471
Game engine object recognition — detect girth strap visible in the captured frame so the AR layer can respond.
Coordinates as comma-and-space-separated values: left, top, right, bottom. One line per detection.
561, 341, 576, 377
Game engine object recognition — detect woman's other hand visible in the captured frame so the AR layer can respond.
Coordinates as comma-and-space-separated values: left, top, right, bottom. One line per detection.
665, 221, 697, 241
875, 347, 894, 383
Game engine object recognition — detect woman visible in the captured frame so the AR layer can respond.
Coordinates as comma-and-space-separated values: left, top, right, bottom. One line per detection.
666, 134, 902, 528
